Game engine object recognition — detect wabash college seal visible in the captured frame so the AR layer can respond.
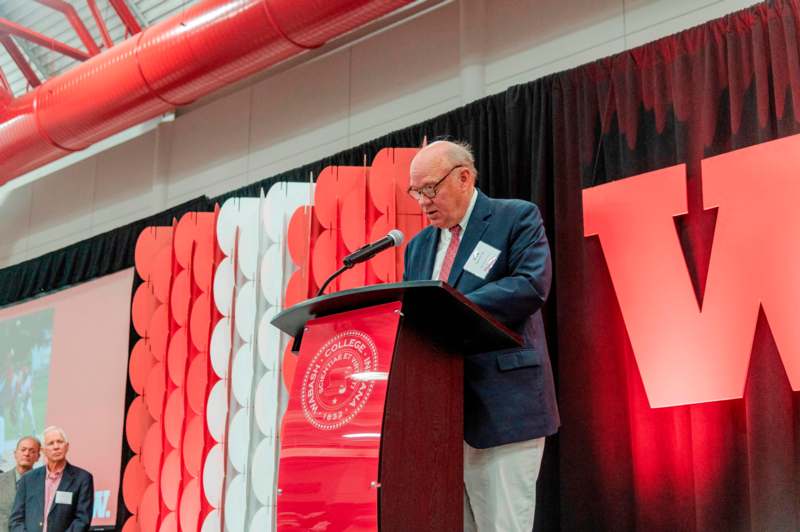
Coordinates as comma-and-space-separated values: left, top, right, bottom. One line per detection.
301, 329, 380, 430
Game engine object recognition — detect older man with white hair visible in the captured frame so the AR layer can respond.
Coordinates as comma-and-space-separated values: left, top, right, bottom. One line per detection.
10, 426, 94, 532
404, 140, 560, 531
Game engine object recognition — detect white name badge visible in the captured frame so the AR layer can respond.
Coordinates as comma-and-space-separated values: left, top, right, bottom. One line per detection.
464, 241, 501, 279
55, 491, 73, 505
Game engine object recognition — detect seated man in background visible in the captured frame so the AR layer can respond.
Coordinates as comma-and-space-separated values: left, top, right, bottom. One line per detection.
10, 426, 93, 532
0, 437, 41, 530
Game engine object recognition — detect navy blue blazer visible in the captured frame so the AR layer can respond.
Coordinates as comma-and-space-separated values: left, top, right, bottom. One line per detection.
403, 190, 560, 448
10, 463, 94, 532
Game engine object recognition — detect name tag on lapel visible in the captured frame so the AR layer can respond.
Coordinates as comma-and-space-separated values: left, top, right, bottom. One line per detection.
464, 241, 501, 279
55, 491, 73, 505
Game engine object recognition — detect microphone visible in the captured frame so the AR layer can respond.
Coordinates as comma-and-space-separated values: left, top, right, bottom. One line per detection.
316, 229, 404, 297
343, 230, 404, 267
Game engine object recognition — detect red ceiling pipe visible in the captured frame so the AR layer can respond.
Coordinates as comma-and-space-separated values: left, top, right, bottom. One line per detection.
0, 0, 414, 184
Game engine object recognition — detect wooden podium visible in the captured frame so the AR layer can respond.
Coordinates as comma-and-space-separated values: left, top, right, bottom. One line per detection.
271, 280, 520, 531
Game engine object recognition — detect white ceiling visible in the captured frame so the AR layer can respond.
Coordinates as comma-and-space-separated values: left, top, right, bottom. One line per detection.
0, 0, 199, 97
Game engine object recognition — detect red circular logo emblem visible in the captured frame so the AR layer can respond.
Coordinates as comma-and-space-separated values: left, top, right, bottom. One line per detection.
301, 330, 379, 430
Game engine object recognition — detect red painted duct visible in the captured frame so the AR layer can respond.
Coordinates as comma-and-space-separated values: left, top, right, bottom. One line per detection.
0, 0, 414, 185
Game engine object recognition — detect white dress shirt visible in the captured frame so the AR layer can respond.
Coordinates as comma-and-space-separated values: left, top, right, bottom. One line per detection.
431, 189, 478, 280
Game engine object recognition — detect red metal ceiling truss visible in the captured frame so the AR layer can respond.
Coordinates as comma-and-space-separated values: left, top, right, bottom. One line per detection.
86, 0, 114, 49
0, 0, 119, 91
0, 34, 42, 87
33, 0, 101, 55
108, 0, 142, 36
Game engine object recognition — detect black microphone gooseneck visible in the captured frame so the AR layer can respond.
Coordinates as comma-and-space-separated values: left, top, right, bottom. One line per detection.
316, 230, 404, 297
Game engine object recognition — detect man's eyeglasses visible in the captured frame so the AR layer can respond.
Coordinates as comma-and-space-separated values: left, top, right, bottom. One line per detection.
407, 164, 463, 201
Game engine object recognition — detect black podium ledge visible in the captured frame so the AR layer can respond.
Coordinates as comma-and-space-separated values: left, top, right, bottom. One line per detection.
270, 280, 521, 354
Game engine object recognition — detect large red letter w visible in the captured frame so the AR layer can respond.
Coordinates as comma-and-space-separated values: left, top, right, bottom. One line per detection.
583, 134, 800, 407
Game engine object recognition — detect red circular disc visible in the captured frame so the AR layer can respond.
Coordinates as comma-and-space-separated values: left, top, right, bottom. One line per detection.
311, 230, 338, 289
287, 207, 312, 265
132, 284, 159, 337
341, 179, 367, 251
182, 416, 203, 477
368, 216, 394, 282
340, 262, 366, 291
192, 238, 214, 293
151, 246, 173, 303
147, 305, 169, 362
122, 455, 148, 514
164, 389, 184, 449
158, 512, 177, 532
368, 149, 394, 207
129, 339, 155, 396
170, 270, 190, 327
179, 478, 201, 532
284, 269, 311, 309
140, 424, 162, 482
138, 483, 158, 532
174, 213, 199, 269
313, 167, 337, 227
369, 147, 419, 214
282, 343, 299, 395
135, 226, 172, 281
167, 328, 188, 387
125, 396, 152, 453
160, 450, 180, 511
186, 355, 208, 416
189, 293, 211, 351
143, 362, 165, 421
122, 515, 141, 532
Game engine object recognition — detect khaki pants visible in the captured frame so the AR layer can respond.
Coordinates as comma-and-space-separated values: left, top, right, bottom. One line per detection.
463, 437, 545, 532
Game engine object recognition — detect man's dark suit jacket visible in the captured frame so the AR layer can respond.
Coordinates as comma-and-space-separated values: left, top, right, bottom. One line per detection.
404, 189, 560, 448
10, 463, 94, 532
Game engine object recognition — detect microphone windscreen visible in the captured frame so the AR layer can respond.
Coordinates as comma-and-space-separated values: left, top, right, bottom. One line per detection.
388, 229, 404, 246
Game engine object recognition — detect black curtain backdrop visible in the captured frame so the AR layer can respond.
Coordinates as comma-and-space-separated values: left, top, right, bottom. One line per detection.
0, 197, 211, 307
4, 1, 800, 530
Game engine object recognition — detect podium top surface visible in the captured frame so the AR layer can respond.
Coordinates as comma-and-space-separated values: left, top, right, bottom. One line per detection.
271, 280, 522, 353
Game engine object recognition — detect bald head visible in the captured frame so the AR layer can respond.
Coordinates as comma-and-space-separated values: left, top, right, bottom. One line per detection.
413, 140, 477, 179
14, 436, 40, 474
409, 140, 477, 228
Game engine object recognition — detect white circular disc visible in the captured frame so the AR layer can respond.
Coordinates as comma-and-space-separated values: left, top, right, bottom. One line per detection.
201, 509, 220, 532
249, 505, 271, 532
213, 258, 234, 316
254, 374, 277, 437
238, 225, 259, 282
264, 182, 312, 241
251, 438, 276, 506
206, 380, 228, 442
224, 474, 246, 532
202, 445, 224, 508
234, 281, 257, 342
263, 183, 287, 241
216, 200, 241, 256
228, 407, 251, 473
260, 244, 282, 305
257, 309, 279, 370
232, 343, 254, 407
209, 318, 231, 379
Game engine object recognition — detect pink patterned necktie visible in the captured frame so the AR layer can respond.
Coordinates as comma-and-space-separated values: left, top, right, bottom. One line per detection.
438, 225, 462, 282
